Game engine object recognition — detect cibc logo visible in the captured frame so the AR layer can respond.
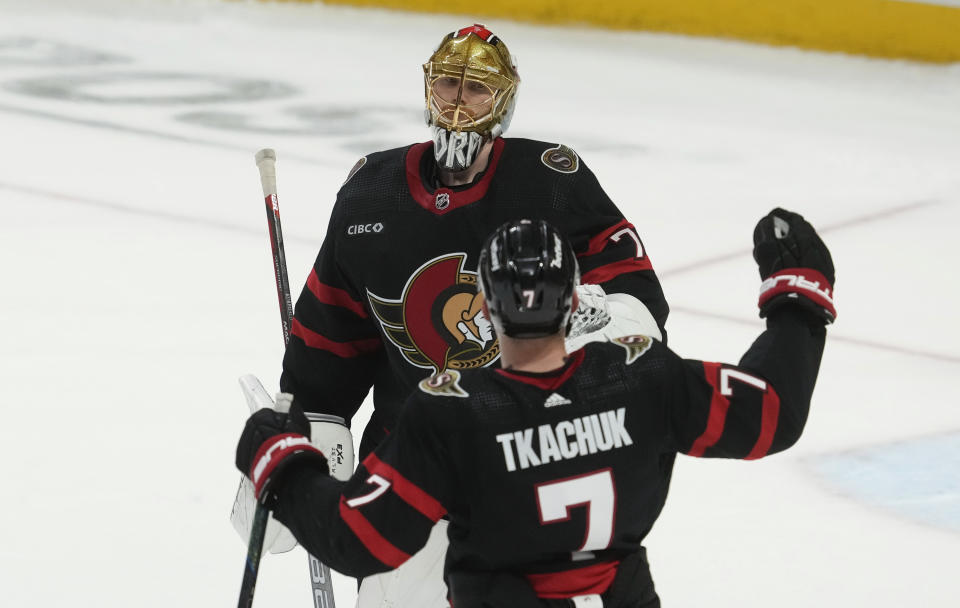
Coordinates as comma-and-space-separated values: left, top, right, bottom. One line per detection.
346, 222, 384, 236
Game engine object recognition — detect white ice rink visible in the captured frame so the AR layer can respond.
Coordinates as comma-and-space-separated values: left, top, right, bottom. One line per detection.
1, 0, 958, 606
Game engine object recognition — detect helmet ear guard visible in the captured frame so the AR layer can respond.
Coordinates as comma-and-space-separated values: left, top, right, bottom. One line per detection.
479, 220, 579, 339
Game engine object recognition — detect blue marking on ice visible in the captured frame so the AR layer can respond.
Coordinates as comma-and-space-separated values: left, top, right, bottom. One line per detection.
810, 433, 960, 533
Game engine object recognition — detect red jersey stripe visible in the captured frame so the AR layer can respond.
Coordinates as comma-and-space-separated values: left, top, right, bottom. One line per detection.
338, 497, 411, 568
307, 270, 368, 318
581, 257, 654, 285
362, 453, 447, 522
687, 362, 730, 457
525, 560, 620, 599
744, 386, 781, 460
580, 219, 632, 257
291, 319, 381, 358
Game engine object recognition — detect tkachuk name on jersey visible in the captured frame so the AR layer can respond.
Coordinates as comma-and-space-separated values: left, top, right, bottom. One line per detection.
495, 408, 632, 472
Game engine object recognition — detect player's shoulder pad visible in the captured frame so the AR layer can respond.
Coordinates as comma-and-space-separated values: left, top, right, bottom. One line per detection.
418, 370, 470, 399
337, 144, 410, 190
504, 138, 582, 175
340, 156, 367, 187
609, 334, 655, 365
333, 144, 412, 218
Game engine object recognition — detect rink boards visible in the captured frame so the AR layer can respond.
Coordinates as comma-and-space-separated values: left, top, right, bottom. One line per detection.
262, 0, 960, 62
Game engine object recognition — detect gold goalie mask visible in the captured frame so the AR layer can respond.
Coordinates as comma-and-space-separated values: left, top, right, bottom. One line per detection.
423, 24, 520, 171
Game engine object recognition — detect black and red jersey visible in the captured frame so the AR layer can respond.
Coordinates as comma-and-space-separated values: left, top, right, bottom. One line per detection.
280, 138, 670, 457
273, 308, 826, 606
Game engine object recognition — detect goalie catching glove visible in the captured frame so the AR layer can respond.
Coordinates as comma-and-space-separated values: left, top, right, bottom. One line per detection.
753, 207, 836, 324
566, 283, 611, 338
235, 398, 329, 505
565, 284, 663, 352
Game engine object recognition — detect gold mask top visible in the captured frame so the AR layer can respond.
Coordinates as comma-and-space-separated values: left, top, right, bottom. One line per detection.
424, 25, 519, 93
423, 24, 520, 136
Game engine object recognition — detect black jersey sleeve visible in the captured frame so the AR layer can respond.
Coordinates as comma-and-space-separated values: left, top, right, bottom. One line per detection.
272, 394, 453, 578
561, 158, 670, 337
665, 307, 826, 459
279, 199, 384, 421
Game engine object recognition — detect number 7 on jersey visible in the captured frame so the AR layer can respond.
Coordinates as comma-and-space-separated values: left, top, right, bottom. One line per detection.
535, 468, 616, 554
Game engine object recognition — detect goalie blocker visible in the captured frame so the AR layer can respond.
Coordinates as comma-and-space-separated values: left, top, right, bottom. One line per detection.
232, 376, 356, 553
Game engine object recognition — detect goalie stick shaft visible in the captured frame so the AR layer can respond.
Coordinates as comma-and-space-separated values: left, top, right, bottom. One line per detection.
237, 383, 292, 608
237, 149, 337, 608
256, 148, 295, 344
238, 495, 270, 608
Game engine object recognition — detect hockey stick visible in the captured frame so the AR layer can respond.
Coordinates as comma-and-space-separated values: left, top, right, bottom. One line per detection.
256, 148, 295, 344
237, 389, 290, 608
235, 149, 337, 608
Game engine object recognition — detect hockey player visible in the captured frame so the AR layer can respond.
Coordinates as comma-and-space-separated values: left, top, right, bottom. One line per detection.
282, 22, 668, 459
239, 23, 672, 604
236, 211, 834, 607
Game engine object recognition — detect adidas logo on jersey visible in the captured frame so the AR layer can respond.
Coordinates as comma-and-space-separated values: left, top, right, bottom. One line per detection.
544, 392, 571, 408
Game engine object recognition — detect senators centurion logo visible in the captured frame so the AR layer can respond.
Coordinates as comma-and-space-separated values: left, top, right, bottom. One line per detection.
367, 253, 500, 375
613, 334, 653, 365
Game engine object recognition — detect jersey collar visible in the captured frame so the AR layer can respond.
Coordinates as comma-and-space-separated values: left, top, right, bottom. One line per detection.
495, 349, 585, 391
405, 138, 505, 215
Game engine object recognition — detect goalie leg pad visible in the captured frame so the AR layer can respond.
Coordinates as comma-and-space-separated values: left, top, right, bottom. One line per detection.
356, 519, 450, 608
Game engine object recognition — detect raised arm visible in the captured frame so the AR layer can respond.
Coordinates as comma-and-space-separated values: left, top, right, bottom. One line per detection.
668, 208, 834, 458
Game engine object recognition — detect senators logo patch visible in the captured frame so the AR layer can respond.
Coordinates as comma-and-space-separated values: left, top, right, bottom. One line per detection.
541, 144, 579, 174
367, 253, 500, 375
613, 334, 653, 365
418, 370, 469, 398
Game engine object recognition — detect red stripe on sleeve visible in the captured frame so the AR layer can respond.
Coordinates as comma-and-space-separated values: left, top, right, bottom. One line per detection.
744, 386, 781, 460
291, 319, 381, 358
687, 362, 731, 457
580, 220, 632, 257
338, 497, 411, 568
306, 270, 368, 318
363, 453, 447, 522
581, 257, 654, 285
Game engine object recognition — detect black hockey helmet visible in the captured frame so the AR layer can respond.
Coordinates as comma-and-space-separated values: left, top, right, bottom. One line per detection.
478, 219, 579, 338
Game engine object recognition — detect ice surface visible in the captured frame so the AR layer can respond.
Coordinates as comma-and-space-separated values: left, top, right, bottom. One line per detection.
1, 1, 958, 606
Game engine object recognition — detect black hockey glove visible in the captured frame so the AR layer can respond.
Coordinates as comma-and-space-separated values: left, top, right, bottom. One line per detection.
235, 399, 328, 505
753, 207, 836, 324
